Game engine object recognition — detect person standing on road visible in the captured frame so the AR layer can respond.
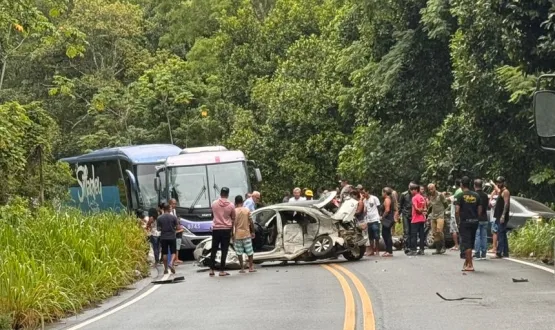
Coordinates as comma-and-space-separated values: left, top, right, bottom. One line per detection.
473, 179, 489, 260
339, 179, 350, 202
493, 176, 511, 259
399, 183, 417, 254
365, 187, 381, 256
282, 191, 290, 203
449, 179, 463, 252
146, 207, 161, 265
427, 183, 447, 255
381, 187, 395, 257
305, 189, 314, 201
289, 187, 306, 203
244, 191, 260, 212
488, 182, 500, 254
233, 195, 256, 273
409, 185, 427, 256
170, 198, 184, 265
157, 203, 179, 274
455, 176, 482, 272
210, 187, 236, 277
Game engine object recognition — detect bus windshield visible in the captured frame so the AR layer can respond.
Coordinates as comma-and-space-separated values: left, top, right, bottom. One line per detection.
136, 164, 161, 209
169, 162, 249, 210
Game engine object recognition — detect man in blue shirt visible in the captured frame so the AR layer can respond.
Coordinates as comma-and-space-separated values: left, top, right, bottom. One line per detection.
244, 191, 260, 212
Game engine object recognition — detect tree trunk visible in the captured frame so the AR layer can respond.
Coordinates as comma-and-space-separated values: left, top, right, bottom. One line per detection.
38, 146, 45, 205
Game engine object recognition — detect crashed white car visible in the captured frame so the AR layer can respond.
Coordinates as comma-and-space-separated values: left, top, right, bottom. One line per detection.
194, 191, 367, 269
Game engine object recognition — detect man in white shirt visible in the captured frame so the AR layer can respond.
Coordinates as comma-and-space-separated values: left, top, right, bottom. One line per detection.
243, 191, 260, 211
364, 189, 381, 256
289, 187, 306, 203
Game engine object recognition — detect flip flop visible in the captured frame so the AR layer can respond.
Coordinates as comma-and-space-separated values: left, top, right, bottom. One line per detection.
209, 271, 215, 277
461, 268, 475, 272
239, 270, 246, 274
249, 269, 257, 273
219, 272, 231, 277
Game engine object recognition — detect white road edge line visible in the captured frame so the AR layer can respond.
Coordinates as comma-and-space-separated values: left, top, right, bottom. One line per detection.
66, 273, 171, 330
486, 253, 554, 274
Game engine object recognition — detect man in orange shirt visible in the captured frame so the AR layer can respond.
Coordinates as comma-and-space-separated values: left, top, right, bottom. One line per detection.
408, 184, 427, 256
233, 195, 256, 273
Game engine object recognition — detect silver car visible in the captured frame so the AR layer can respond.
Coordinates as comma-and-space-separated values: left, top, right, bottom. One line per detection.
194, 191, 367, 268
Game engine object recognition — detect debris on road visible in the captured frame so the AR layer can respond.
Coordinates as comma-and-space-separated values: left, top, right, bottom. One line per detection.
151, 276, 185, 284
436, 292, 482, 301
512, 278, 529, 283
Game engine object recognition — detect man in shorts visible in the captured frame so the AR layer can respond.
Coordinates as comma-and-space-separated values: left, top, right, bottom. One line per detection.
364, 188, 381, 256
455, 176, 482, 272
170, 198, 184, 264
157, 203, 179, 274
233, 195, 256, 273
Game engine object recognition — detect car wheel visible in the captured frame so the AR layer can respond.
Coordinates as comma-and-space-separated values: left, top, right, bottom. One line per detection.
310, 235, 335, 258
343, 245, 365, 261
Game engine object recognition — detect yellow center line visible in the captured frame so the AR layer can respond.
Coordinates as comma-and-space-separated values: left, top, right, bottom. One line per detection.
321, 264, 356, 330
331, 264, 376, 330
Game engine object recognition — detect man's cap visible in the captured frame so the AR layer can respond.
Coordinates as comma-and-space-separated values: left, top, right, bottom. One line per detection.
305, 190, 313, 197
495, 176, 506, 183
356, 184, 363, 190
221, 187, 230, 194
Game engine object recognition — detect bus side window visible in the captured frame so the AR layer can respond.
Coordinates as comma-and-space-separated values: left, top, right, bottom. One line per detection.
119, 160, 132, 209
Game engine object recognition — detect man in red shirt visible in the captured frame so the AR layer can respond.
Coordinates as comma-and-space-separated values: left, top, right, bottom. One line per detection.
409, 184, 427, 256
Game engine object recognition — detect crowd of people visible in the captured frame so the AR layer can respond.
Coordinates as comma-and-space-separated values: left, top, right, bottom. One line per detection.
280, 176, 511, 272
142, 175, 511, 275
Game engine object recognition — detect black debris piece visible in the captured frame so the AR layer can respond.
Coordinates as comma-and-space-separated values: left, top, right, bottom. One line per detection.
512, 278, 529, 283
151, 276, 185, 284
436, 292, 482, 301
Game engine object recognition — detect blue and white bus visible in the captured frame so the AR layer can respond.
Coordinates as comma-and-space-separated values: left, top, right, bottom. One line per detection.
154, 146, 262, 250
60, 144, 182, 216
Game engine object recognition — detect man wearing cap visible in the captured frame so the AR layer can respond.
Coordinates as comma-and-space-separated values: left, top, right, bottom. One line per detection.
305, 189, 314, 200
493, 176, 511, 258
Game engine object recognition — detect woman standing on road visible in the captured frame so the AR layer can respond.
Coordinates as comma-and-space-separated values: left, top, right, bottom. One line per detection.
381, 187, 395, 257
146, 208, 161, 265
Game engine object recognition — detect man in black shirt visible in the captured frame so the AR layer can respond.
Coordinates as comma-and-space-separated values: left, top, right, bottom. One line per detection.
399, 182, 417, 254
158, 203, 179, 274
455, 176, 482, 272
473, 179, 489, 260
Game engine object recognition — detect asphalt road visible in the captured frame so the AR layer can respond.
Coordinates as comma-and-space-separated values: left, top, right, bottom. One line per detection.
55, 251, 555, 330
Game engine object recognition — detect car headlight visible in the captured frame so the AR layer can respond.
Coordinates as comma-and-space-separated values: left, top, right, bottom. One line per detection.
532, 215, 543, 223
182, 226, 194, 235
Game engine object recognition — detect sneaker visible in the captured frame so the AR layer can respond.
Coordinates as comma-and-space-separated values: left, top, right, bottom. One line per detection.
407, 251, 417, 256
417, 250, 425, 256
480, 257, 486, 260
164, 269, 169, 275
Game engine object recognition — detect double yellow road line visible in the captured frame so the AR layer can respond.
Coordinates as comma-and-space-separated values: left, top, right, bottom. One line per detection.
321, 264, 375, 330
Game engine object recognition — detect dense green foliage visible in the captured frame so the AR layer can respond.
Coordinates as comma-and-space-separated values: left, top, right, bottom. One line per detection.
0, 200, 148, 329
2, 0, 555, 203
509, 220, 555, 260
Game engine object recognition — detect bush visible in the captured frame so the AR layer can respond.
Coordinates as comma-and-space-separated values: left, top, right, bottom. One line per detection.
509, 220, 555, 259
0, 314, 12, 330
0, 200, 149, 329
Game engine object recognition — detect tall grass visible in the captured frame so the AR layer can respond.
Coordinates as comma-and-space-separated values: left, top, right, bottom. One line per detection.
509, 220, 555, 259
0, 200, 149, 329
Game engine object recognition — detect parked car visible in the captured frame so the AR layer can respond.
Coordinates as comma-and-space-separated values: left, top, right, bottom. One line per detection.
194, 191, 367, 269
485, 196, 555, 239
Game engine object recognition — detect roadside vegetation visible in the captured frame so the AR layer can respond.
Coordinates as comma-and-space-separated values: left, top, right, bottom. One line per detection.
509, 220, 555, 261
0, 199, 149, 330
